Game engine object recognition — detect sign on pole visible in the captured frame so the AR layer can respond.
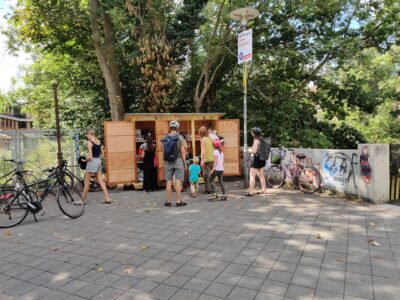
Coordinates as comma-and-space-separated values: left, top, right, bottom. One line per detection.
238, 29, 252, 64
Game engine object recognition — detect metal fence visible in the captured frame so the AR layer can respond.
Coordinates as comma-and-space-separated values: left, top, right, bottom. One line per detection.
0, 129, 80, 180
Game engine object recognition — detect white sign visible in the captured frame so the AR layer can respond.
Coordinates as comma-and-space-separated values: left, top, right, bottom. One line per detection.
238, 29, 252, 64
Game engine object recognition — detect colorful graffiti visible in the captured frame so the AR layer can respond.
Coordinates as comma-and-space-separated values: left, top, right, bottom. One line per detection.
322, 151, 358, 190
360, 145, 372, 184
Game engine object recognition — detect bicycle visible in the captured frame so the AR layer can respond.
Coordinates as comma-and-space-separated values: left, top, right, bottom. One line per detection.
0, 159, 39, 192
266, 148, 321, 194
77, 156, 117, 192
0, 160, 84, 228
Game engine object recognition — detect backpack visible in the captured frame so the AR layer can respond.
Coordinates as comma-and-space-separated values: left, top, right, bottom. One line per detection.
257, 137, 271, 161
161, 134, 180, 162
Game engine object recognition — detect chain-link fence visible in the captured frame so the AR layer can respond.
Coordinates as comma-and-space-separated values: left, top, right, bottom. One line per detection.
0, 130, 80, 181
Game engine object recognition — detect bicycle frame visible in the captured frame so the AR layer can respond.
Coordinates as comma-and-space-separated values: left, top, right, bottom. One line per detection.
280, 159, 303, 180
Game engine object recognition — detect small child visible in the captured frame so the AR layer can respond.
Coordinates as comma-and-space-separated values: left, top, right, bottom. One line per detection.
189, 156, 201, 198
209, 140, 226, 201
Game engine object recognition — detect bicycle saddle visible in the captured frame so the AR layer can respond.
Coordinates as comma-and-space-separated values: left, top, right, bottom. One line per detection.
296, 154, 306, 159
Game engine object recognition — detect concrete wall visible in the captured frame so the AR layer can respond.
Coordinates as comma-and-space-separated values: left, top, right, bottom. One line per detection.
269, 144, 390, 203
357, 144, 390, 203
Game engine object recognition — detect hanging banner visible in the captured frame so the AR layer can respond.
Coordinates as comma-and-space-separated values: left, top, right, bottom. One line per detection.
238, 29, 252, 64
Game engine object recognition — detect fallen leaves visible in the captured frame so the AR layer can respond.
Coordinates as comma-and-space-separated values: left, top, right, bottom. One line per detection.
316, 233, 323, 240
141, 245, 148, 251
373, 256, 384, 260
4, 230, 12, 237
368, 238, 380, 246
368, 222, 375, 226
96, 267, 104, 272
336, 258, 345, 263
123, 267, 134, 275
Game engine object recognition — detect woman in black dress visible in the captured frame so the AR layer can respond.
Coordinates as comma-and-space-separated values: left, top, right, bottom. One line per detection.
246, 127, 267, 196
142, 135, 158, 192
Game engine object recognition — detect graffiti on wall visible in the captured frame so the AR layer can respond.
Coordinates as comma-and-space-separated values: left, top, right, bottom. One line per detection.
360, 145, 372, 184
322, 151, 358, 189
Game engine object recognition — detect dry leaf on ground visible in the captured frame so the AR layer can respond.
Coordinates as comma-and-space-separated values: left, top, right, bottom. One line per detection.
316, 233, 323, 240
4, 230, 12, 237
141, 245, 148, 250
124, 267, 134, 274
336, 258, 345, 263
96, 267, 104, 272
369, 240, 380, 246
373, 256, 384, 260
368, 222, 375, 226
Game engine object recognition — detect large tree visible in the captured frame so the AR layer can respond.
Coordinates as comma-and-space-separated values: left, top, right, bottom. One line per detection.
204, 0, 400, 147
5, 0, 208, 122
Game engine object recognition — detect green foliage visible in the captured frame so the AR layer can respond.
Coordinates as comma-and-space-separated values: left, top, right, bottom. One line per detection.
3, 0, 400, 149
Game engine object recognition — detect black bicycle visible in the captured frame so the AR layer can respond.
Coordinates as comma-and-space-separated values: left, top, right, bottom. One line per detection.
0, 159, 39, 192
0, 160, 84, 228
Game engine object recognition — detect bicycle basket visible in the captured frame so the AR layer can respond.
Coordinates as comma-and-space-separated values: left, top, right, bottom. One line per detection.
270, 150, 281, 164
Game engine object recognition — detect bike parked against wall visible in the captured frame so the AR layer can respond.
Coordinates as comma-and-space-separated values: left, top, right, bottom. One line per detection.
0, 160, 84, 228
266, 148, 321, 194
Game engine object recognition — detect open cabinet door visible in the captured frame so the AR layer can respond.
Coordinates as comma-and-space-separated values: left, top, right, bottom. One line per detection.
217, 119, 241, 176
155, 121, 169, 184
104, 121, 136, 185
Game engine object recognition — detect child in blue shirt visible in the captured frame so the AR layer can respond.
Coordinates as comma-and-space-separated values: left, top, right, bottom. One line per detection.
189, 156, 201, 198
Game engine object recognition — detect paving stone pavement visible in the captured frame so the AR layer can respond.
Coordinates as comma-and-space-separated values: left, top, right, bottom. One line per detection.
1, 181, 400, 300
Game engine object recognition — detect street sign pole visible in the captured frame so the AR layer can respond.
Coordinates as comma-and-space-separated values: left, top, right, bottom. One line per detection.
243, 60, 249, 188
230, 8, 259, 189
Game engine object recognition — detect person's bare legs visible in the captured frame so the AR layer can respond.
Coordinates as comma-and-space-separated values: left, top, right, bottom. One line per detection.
248, 168, 257, 195
175, 180, 182, 203
166, 180, 173, 203
96, 171, 111, 202
82, 172, 92, 201
257, 168, 267, 193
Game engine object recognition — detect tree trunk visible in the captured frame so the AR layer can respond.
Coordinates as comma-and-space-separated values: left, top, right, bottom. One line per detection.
90, 0, 125, 121
193, 1, 228, 112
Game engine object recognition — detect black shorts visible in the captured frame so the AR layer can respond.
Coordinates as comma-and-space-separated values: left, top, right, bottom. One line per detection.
251, 156, 266, 169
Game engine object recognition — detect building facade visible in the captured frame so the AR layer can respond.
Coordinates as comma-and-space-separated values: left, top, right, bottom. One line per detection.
0, 107, 33, 130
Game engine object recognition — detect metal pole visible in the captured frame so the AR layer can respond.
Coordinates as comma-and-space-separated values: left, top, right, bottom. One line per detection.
243, 61, 249, 188
74, 130, 81, 180
53, 82, 63, 166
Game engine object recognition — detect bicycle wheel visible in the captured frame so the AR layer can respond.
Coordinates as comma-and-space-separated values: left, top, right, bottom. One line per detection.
298, 167, 321, 194
56, 185, 84, 219
63, 172, 84, 191
0, 189, 29, 228
266, 165, 285, 188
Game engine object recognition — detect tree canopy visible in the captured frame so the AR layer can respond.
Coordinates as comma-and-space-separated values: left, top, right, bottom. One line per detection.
2, 0, 400, 147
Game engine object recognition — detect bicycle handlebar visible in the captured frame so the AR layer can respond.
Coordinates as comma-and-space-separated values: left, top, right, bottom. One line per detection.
4, 159, 25, 164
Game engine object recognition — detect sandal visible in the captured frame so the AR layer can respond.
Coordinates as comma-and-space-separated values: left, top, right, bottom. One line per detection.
101, 201, 112, 204
208, 194, 219, 202
176, 202, 187, 207
245, 192, 254, 197
219, 196, 227, 201
256, 191, 267, 195
164, 202, 172, 207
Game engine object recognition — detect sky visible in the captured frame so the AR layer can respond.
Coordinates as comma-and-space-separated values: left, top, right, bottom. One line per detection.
0, 0, 31, 93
